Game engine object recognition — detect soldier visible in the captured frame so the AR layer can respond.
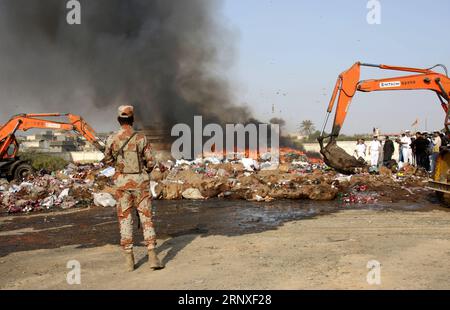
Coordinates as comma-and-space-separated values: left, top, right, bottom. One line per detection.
103, 105, 164, 272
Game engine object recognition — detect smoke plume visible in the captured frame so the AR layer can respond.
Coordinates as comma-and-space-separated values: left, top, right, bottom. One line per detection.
0, 0, 251, 130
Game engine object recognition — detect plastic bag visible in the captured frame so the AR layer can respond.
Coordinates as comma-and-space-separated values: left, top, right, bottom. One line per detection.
93, 193, 117, 207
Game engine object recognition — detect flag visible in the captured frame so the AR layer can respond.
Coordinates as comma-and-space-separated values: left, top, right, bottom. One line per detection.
411, 118, 419, 127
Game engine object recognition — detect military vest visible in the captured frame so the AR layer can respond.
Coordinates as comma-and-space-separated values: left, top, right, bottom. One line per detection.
112, 132, 143, 174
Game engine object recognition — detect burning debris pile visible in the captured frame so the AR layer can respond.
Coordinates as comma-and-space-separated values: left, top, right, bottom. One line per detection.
150, 150, 332, 202
0, 150, 430, 215
150, 151, 429, 203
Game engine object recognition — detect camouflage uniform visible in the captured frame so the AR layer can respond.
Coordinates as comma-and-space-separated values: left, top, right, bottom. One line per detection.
103, 108, 156, 254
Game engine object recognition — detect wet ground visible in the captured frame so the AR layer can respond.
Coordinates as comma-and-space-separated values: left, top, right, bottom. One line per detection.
2, 196, 450, 289
1, 196, 448, 258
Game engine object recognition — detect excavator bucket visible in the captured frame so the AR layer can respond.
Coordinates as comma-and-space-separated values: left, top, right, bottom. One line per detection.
319, 139, 366, 175
427, 149, 450, 194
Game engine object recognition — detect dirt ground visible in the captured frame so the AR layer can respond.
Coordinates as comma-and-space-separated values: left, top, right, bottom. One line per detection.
1, 199, 450, 289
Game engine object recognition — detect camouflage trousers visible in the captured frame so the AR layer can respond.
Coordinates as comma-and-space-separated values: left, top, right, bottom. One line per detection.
115, 189, 156, 252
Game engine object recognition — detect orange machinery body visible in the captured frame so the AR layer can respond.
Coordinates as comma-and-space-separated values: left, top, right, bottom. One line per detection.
323, 62, 450, 139
320, 62, 450, 192
0, 113, 105, 160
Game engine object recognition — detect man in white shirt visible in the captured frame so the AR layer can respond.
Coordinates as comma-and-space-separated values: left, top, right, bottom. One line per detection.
368, 136, 382, 167
400, 131, 413, 164
354, 139, 367, 161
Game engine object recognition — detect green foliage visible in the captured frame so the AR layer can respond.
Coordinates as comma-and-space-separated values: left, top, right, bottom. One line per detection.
19, 152, 68, 171
302, 131, 371, 143
302, 130, 322, 142
298, 120, 316, 136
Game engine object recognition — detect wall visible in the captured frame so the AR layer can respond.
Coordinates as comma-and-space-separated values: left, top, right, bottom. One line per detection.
303, 140, 401, 161
48, 151, 104, 163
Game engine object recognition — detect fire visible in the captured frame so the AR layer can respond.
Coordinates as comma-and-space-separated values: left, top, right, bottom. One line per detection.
200, 146, 323, 164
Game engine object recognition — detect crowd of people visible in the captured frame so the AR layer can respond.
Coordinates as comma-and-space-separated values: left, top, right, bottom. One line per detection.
353, 130, 449, 173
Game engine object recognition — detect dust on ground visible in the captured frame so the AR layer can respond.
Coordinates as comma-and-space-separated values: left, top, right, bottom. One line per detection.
1, 198, 450, 289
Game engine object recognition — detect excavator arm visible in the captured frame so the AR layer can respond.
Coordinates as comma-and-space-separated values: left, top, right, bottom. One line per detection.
319, 62, 450, 174
0, 113, 105, 159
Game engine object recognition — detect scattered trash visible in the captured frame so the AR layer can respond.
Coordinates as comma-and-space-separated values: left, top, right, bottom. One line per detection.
401, 187, 414, 195
335, 174, 352, 183
0, 149, 429, 214
58, 188, 70, 200
100, 167, 115, 178
241, 158, 259, 172
339, 192, 379, 204
93, 193, 117, 207
150, 181, 159, 198
354, 185, 368, 192
41, 195, 57, 208
182, 188, 205, 200
204, 157, 221, 165
0, 162, 110, 214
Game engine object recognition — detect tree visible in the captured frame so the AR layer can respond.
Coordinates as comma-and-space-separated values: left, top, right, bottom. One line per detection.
299, 120, 316, 136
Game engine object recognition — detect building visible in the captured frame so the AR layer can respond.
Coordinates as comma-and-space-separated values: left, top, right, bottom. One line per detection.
20, 130, 89, 153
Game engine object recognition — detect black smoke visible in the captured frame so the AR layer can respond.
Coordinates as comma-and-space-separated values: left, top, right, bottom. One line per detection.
0, 0, 251, 130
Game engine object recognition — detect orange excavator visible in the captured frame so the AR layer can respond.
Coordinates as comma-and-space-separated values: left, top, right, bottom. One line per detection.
318, 62, 450, 192
0, 113, 105, 180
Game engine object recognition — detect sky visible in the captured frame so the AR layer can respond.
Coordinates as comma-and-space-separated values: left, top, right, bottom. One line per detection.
1, 1, 449, 136
222, 0, 450, 134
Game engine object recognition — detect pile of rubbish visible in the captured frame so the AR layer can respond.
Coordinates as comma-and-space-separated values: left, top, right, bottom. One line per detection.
149, 152, 333, 202
0, 150, 431, 214
150, 154, 429, 204
0, 163, 116, 214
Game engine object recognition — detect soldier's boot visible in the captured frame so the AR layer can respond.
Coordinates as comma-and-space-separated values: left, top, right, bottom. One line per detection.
124, 251, 135, 272
148, 249, 164, 270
